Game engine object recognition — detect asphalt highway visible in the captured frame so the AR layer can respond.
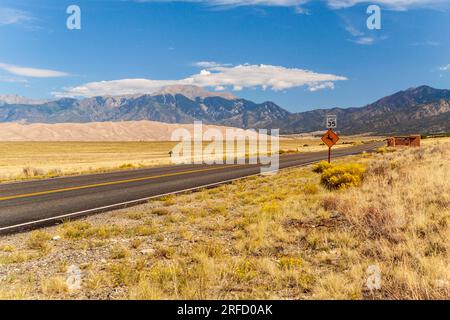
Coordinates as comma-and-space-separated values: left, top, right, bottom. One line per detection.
0, 141, 384, 234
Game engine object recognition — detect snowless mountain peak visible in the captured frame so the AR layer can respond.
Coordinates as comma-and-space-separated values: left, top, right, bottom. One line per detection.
152, 85, 237, 100
0, 94, 52, 106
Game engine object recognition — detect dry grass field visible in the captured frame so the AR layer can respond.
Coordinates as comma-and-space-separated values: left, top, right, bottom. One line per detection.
0, 135, 380, 182
0, 137, 448, 300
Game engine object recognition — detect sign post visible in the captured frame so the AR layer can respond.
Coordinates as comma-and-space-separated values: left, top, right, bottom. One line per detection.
328, 144, 331, 163
322, 115, 339, 163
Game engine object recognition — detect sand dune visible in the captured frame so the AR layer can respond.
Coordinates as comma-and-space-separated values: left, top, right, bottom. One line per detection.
0, 121, 268, 141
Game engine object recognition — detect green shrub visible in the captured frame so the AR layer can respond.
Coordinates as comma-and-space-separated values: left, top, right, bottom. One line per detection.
312, 161, 333, 173
320, 163, 366, 190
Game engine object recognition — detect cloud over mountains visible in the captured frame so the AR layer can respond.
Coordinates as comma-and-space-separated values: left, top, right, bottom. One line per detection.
54, 64, 347, 97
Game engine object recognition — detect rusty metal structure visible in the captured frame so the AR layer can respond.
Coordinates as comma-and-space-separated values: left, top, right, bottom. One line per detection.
387, 135, 421, 147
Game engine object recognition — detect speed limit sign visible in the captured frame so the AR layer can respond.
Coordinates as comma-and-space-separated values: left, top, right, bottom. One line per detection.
326, 115, 337, 129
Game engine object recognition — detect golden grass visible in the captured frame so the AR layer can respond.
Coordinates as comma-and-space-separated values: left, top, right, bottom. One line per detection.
41, 277, 69, 296
26, 231, 52, 252
0, 141, 176, 182
0, 252, 36, 265
1, 138, 447, 300
0, 135, 382, 182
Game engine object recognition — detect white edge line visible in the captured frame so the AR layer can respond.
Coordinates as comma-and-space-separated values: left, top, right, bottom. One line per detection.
0, 143, 381, 234
0, 160, 318, 233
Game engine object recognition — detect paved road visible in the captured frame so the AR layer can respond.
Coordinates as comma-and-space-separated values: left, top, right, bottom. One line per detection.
0, 141, 383, 234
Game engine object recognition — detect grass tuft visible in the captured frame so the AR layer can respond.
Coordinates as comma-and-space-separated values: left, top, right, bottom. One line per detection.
26, 231, 52, 252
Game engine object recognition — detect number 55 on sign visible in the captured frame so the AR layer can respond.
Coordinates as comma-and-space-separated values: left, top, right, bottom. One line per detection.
326, 115, 337, 129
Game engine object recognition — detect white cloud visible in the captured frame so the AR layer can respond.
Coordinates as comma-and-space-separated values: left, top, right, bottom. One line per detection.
294, 6, 311, 14
53, 78, 179, 97
192, 61, 232, 68
188, 64, 347, 90
308, 82, 335, 91
0, 8, 32, 25
0, 62, 69, 78
345, 25, 364, 37
139, 0, 309, 8
351, 36, 375, 45
440, 64, 450, 71
343, 20, 378, 45
326, 0, 447, 10
207, 0, 307, 7
54, 64, 347, 97
137, 0, 448, 10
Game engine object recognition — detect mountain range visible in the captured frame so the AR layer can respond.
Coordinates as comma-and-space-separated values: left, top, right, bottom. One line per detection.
1, 85, 449, 135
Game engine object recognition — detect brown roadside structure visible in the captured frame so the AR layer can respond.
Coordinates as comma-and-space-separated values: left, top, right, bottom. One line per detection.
387, 135, 421, 147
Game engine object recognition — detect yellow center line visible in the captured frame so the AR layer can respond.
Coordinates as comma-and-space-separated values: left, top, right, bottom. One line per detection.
0, 164, 246, 202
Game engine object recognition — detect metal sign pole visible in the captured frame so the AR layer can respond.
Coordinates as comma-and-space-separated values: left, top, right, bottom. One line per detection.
328, 147, 331, 163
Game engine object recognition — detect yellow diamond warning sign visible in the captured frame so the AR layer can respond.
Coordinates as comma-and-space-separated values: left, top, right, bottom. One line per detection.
321, 129, 339, 148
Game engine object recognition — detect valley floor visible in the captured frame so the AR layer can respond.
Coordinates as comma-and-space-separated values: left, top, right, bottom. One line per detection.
0, 138, 448, 299
0, 136, 380, 183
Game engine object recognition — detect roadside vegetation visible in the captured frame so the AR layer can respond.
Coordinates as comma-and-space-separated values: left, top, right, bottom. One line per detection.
0, 138, 447, 299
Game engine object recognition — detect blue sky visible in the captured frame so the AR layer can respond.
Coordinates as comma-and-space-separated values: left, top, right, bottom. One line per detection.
0, 0, 449, 112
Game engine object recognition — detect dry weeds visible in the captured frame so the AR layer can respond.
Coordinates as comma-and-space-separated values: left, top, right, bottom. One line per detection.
0, 138, 448, 300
